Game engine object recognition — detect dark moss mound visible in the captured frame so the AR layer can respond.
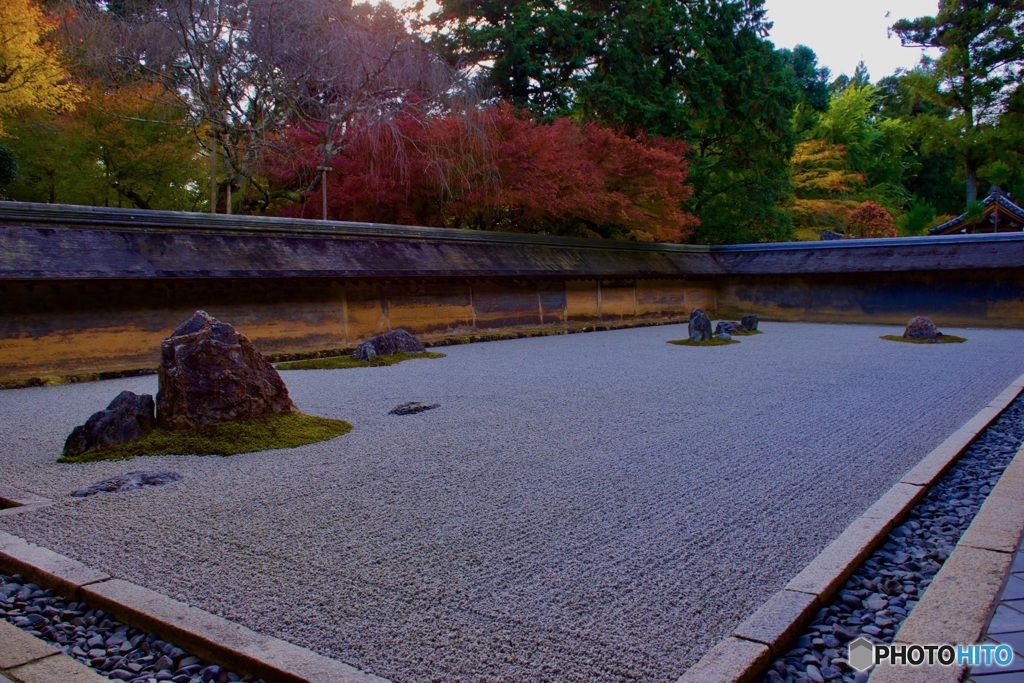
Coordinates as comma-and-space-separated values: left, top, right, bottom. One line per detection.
730, 329, 763, 337
276, 351, 446, 371
58, 412, 352, 463
880, 334, 966, 344
667, 338, 740, 347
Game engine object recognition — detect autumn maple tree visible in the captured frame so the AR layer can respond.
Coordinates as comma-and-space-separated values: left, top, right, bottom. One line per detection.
847, 201, 897, 239
267, 104, 698, 243
0, 0, 80, 134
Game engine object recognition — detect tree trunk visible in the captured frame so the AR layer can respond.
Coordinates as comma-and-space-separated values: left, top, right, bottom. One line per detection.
966, 158, 978, 204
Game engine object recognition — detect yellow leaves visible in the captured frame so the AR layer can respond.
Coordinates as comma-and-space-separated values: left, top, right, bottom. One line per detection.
0, 0, 80, 135
792, 139, 866, 197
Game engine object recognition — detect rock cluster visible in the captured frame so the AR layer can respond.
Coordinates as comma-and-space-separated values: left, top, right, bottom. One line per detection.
0, 574, 264, 683
62, 392, 156, 460
63, 311, 296, 457
763, 395, 1024, 683
157, 311, 295, 429
902, 316, 942, 341
354, 329, 426, 361
71, 471, 182, 498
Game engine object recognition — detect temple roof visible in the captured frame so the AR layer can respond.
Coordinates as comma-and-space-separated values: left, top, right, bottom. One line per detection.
930, 187, 1024, 235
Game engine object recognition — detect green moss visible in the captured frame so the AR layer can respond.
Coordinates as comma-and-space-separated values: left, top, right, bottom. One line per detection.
730, 329, 763, 336
668, 338, 740, 347
58, 412, 352, 463
880, 335, 967, 344
275, 351, 446, 371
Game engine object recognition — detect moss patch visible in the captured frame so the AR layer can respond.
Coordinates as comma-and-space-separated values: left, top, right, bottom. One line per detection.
276, 351, 446, 371
880, 334, 967, 344
730, 329, 763, 337
668, 338, 740, 347
58, 412, 352, 463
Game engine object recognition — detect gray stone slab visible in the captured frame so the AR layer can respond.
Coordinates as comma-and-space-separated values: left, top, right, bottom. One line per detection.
6, 655, 110, 683
732, 590, 819, 658
0, 621, 57, 669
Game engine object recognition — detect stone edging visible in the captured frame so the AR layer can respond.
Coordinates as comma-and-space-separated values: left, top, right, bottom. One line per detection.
869, 440, 1024, 682
678, 372, 1024, 683
0, 531, 389, 683
0, 486, 51, 518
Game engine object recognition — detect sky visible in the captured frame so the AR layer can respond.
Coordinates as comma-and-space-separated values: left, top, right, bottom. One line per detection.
387, 0, 942, 82
763, 0, 941, 80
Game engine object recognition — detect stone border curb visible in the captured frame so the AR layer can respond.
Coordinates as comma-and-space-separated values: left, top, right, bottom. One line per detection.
0, 486, 51, 518
869, 440, 1024, 683
0, 534, 390, 683
677, 372, 1024, 683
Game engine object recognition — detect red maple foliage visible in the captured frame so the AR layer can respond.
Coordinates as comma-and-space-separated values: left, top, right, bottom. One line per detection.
847, 200, 897, 238
264, 104, 698, 243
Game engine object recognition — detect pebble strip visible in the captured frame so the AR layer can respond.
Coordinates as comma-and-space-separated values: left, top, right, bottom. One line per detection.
0, 575, 265, 683
762, 395, 1024, 683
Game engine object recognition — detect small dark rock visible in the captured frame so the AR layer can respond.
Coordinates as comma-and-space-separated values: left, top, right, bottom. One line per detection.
820, 229, 845, 240
389, 402, 439, 416
741, 314, 758, 331
354, 329, 426, 361
688, 309, 712, 342
71, 471, 183, 498
63, 392, 156, 459
715, 321, 738, 335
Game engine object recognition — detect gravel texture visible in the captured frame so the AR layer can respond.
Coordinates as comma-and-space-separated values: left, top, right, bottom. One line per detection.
762, 393, 1024, 683
2, 322, 1024, 683
0, 572, 264, 683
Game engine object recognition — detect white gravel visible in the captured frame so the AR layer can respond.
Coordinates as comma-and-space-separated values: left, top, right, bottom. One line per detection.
2, 322, 1023, 683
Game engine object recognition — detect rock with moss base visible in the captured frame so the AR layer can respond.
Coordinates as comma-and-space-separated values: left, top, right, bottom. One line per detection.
715, 321, 739, 335
903, 316, 941, 341
689, 309, 712, 342
354, 329, 426, 361
63, 391, 156, 459
741, 314, 758, 331
157, 311, 295, 430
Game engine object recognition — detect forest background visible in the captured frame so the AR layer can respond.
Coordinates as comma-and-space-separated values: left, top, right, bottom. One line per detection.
0, 0, 1021, 244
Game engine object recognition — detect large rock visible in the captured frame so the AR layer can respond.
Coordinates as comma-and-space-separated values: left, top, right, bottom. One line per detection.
157, 311, 295, 430
63, 391, 156, 459
741, 314, 759, 331
354, 328, 426, 361
903, 316, 940, 340
688, 309, 712, 342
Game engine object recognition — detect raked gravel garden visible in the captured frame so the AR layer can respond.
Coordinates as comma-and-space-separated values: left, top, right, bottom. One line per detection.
2, 322, 1024, 683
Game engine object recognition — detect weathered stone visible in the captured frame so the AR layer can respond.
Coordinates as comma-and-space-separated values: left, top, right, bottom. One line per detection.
715, 321, 738, 335
714, 332, 733, 341
63, 392, 155, 459
156, 311, 295, 429
354, 328, 426, 361
390, 402, 439, 416
71, 471, 183, 498
902, 316, 940, 340
820, 230, 845, 240
741, 314, 759, 331
688, 309, 712, 342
